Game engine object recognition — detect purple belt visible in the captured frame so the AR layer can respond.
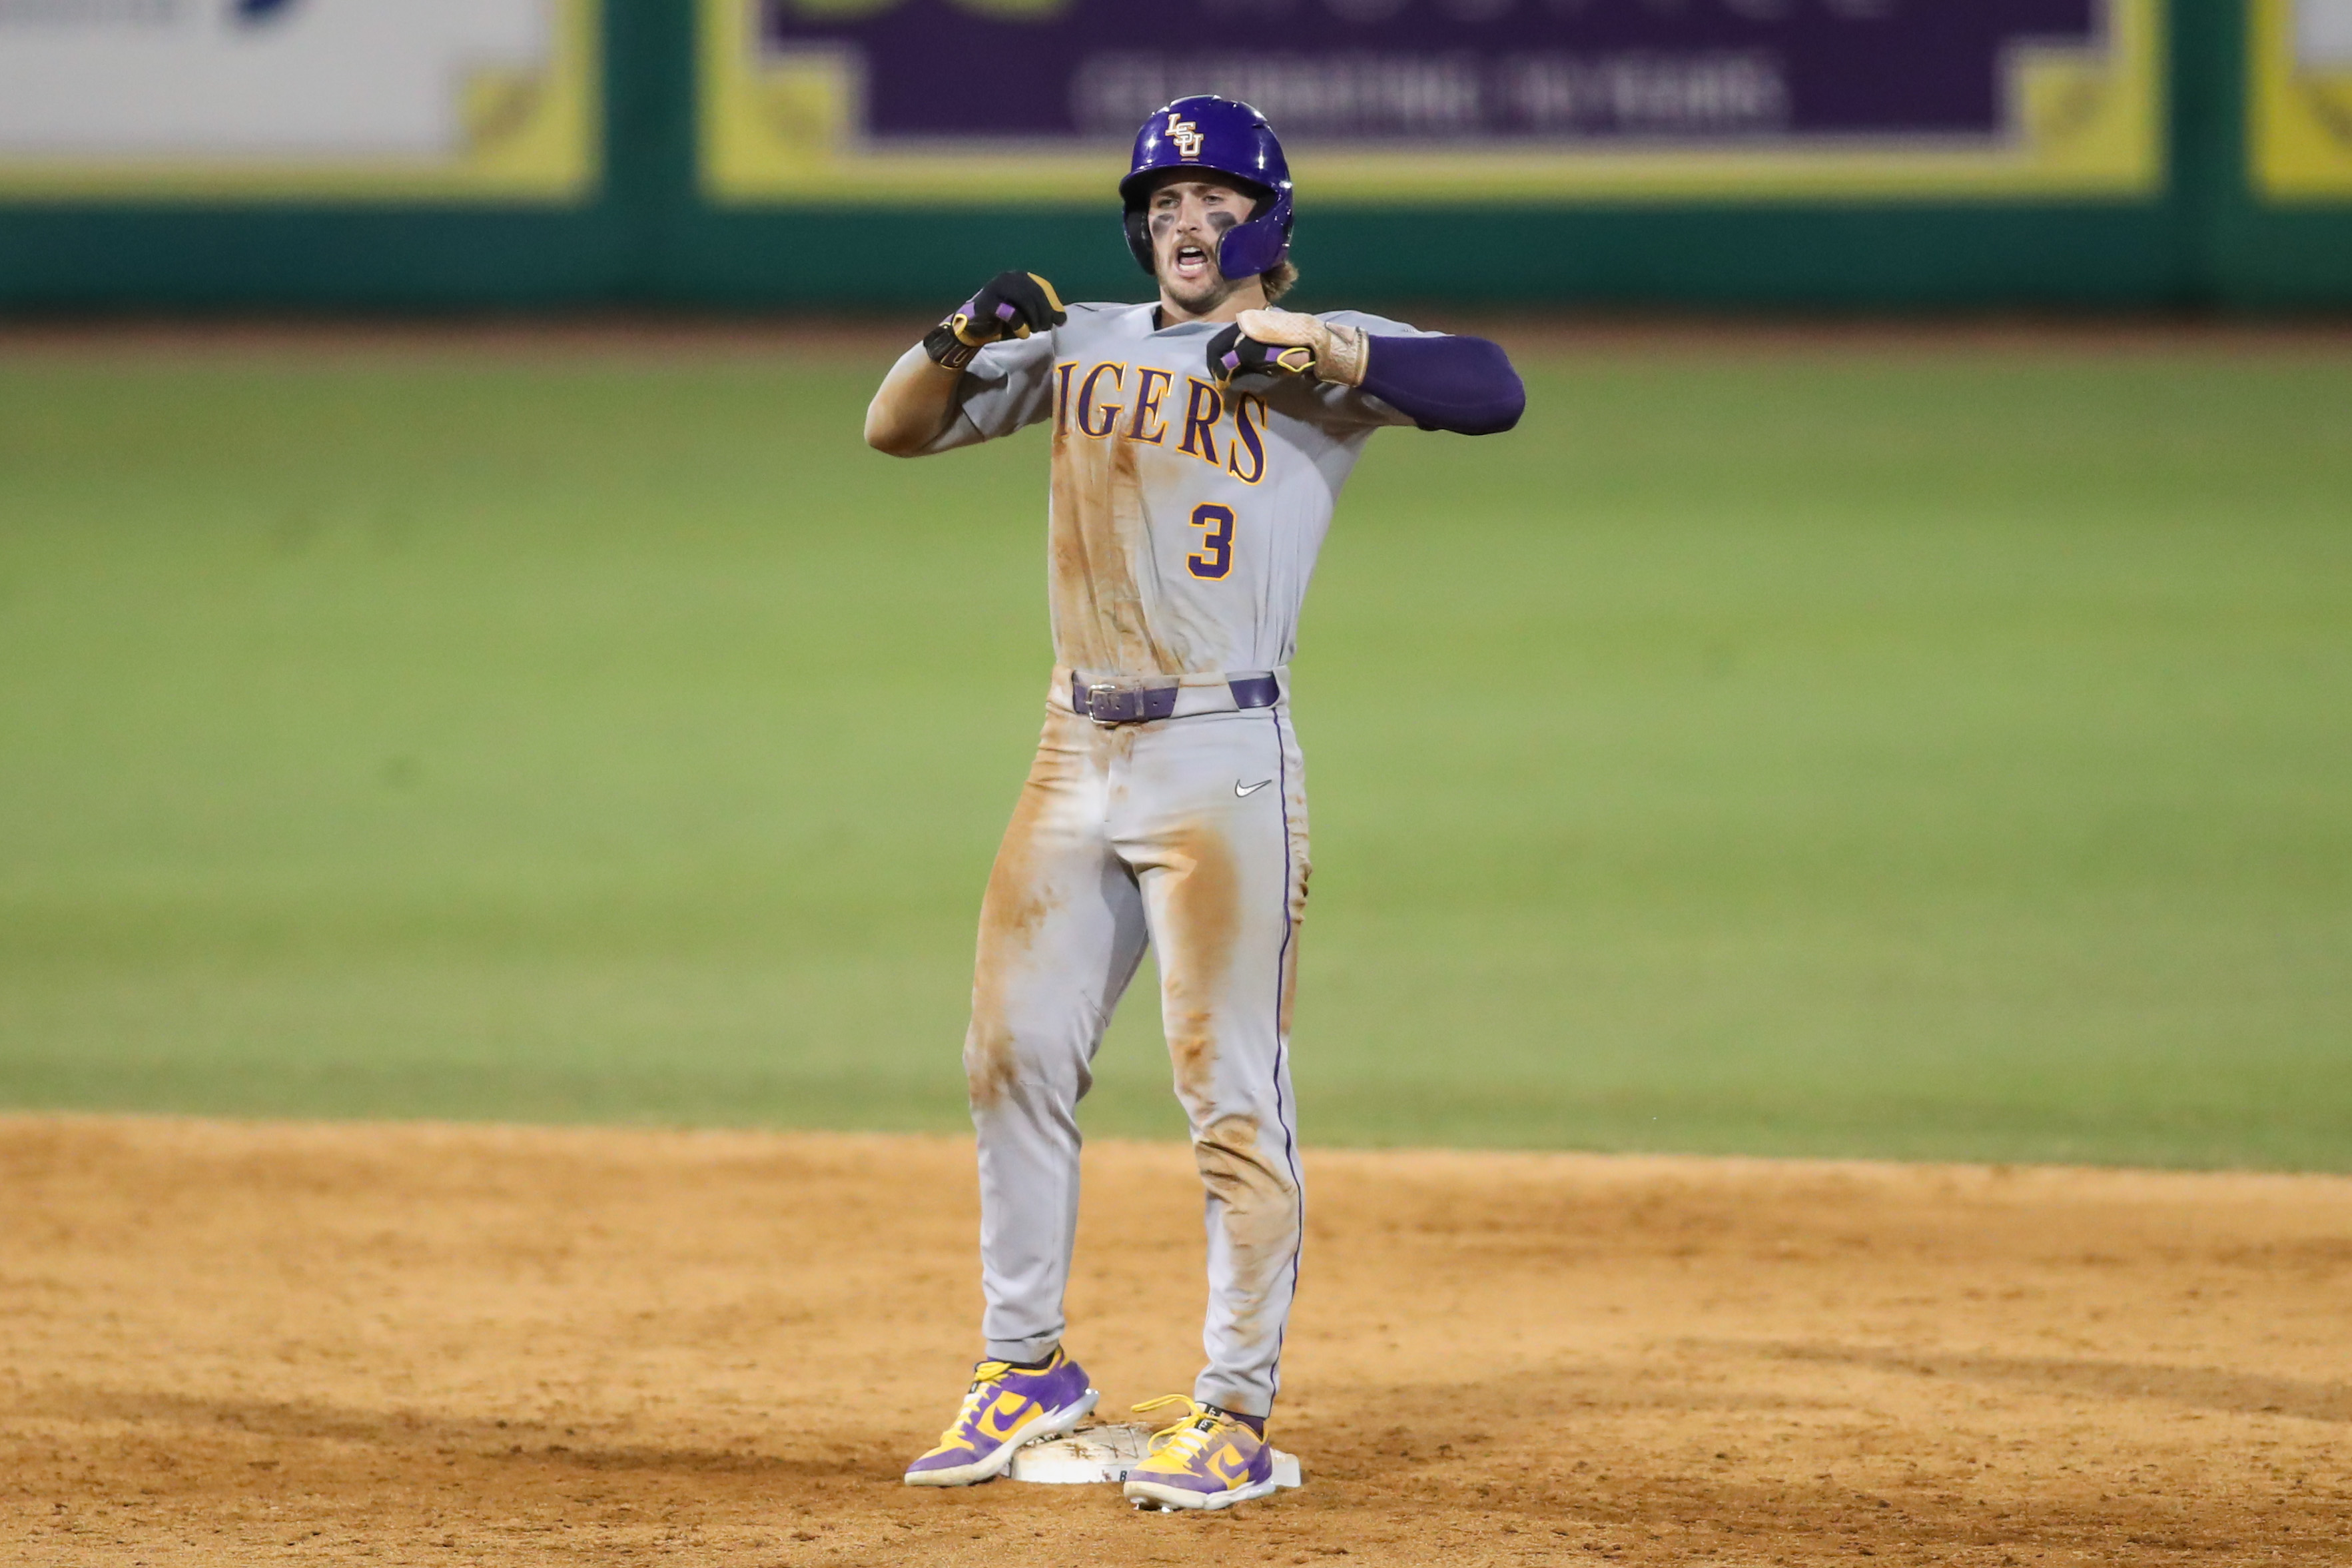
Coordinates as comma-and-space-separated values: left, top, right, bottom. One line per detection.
1070, 673, 1280, 725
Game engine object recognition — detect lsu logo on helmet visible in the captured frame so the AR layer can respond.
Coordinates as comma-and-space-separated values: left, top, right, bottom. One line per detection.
1166, 114, 1204, 159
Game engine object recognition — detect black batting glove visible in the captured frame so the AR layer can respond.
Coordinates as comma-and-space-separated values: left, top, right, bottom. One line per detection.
1206, 321, 1318, 389
923, 271, 1067, 370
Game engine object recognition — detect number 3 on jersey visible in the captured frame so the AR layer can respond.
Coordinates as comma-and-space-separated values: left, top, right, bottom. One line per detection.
1188, 503, 1236, 580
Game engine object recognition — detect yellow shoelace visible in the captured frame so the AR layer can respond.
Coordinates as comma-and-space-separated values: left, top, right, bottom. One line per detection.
932, 1358, 1022, 1451
1130, 1394, 1230, 1466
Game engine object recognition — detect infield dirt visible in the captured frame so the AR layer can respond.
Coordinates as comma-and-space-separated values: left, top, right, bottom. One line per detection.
3, 1117, 2347, 1567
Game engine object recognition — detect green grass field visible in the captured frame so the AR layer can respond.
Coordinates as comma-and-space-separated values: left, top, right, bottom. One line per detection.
1, 336, 2346, 1169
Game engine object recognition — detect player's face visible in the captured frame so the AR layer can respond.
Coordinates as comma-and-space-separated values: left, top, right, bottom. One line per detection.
1148, 177, 1260, 317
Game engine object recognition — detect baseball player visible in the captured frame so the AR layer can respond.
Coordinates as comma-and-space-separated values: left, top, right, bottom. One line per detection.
865, 95, 1524, 1511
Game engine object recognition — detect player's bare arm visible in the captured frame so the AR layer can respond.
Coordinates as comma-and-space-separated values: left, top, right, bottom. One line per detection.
861, 353, 963, 457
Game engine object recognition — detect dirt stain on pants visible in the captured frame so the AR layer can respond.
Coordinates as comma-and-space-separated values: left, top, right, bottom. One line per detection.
964, 688, 1308, 1417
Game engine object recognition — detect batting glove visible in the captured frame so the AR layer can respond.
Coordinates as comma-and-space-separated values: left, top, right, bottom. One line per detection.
923, 271, 1068, 370
1206, 308, 1368, 390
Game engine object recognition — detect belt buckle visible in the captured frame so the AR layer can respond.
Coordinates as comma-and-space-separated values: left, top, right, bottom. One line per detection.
1084, 681, 1134, 725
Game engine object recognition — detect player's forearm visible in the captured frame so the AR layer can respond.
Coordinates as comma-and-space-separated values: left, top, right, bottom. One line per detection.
1360, 335, 1525, 436
863, 346, 966, 457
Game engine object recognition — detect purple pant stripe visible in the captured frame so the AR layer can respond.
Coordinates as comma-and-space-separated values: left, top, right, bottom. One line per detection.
1266, 705, 1306, 1399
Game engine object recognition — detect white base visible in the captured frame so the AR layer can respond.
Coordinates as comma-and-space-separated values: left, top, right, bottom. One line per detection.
1006, 1422, 1303, 1489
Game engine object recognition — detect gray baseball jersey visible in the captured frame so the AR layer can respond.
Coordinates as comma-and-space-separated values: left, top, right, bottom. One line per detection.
913, 302, 1437, 677
919, 303, 1441, 1420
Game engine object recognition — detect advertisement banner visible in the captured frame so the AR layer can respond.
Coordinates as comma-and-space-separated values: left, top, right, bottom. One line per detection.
2251, 0, 2352, 199
0, 0, 598, 202
703, 0, 2163, 204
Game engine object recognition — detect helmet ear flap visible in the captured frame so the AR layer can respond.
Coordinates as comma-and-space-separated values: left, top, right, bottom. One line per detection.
1214, 185, 1292, 281
1123, 207, 1156, 275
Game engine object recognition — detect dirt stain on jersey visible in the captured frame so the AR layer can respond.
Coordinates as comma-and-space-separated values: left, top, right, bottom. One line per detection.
963, 712, 1084, 1111
1194, 1111, 1301, 1349
1050, 406, 1180, 675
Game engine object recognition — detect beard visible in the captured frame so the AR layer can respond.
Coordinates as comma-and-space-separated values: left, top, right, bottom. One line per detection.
1158, 260, 1240, 314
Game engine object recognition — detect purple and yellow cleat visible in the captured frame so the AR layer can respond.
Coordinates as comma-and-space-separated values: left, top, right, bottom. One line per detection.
1121, 1395, 1282, 1511
902, 1348, 1099, 1487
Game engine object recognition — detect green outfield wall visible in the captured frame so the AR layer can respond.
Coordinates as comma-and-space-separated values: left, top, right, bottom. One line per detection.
0, 0, 2345, 313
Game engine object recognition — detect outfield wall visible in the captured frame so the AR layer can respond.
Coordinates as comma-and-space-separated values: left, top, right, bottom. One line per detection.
0, 0, 2346, 312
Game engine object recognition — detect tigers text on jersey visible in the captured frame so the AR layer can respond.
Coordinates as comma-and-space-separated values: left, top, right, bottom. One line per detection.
912, 302, 1439, 678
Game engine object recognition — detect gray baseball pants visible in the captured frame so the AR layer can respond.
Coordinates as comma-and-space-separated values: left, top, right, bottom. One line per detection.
965, 673, 1309, 1418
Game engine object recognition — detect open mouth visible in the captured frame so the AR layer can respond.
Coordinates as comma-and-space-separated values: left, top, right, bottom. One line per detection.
1170, 242, 1212, 283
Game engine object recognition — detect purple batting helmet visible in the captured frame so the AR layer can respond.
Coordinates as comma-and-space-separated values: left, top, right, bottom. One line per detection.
1118, 95, 1294, 280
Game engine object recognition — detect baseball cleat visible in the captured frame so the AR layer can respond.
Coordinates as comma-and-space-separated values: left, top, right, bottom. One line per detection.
1120, 1395, 1282, 1511
902, 1348, 1098, 1487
